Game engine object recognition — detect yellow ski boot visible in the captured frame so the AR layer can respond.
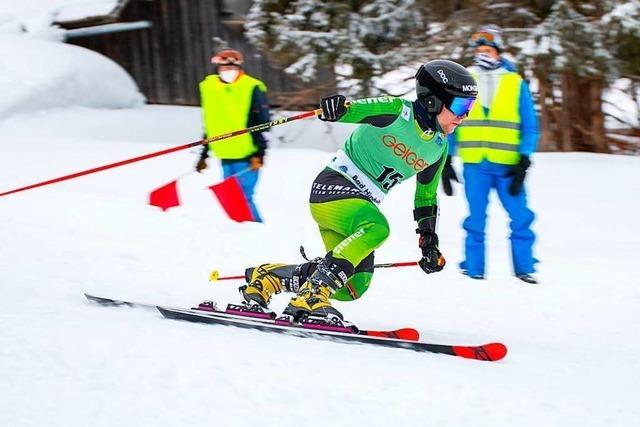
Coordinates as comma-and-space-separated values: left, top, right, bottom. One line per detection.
241, 264, 287, 308
282, 254, 354, 322
241, 261, 321, 308
284, 281, 343, 321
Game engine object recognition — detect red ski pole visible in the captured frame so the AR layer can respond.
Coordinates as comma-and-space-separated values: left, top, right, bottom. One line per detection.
0, 109, 321, 198
209, 261, 418, 282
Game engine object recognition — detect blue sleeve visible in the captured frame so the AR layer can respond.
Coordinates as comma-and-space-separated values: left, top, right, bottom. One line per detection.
501, 57, 517, 72
518, 80, 539, 156
447, 131, 458, 156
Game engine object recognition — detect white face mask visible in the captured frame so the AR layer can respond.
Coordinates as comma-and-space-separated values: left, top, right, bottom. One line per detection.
474, 52, 501, 70
219, 69, 240, 83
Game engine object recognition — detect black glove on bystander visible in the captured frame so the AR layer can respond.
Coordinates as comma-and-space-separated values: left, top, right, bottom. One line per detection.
417, 229, 446, 274
319, 95, 347, 122
441, 155, 459, 196
506, 155, 531, 196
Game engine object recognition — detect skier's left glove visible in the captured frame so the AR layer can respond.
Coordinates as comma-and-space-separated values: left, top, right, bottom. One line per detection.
418, 230, 446, 274
506, 155, 531, 196
319, 95, 347, 122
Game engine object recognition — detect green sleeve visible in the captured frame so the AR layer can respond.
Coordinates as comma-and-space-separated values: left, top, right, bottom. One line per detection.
413, 142, 447, 232
338, 96, 404, 126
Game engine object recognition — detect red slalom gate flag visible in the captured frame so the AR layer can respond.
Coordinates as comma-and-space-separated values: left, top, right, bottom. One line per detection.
149, 180, 180, 212
209, 176, 256, 222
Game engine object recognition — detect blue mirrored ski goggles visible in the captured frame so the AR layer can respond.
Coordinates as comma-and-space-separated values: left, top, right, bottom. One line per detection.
447, 96, 476, 117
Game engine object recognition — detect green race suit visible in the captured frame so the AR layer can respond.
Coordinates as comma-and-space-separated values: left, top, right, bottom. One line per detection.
309, 96, 448, 300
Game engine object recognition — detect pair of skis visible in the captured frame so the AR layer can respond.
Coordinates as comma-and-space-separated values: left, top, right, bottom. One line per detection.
84, 293, 507, 362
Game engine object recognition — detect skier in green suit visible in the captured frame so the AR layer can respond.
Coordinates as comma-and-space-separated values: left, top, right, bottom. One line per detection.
241, 59, 478, 322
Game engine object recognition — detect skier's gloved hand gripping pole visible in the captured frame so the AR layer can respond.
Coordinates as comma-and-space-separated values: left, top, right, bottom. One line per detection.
0, 110, 321, 198
319, 95, 348, 122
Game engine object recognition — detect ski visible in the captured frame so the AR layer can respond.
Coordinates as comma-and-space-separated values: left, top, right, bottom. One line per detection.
84, 293, 419, 341
85, 293, 507, 361
156, 306, 507, 362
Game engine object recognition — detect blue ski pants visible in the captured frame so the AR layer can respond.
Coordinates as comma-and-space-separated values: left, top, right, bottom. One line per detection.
460, 161, 536, 276
222, 160, 262, 222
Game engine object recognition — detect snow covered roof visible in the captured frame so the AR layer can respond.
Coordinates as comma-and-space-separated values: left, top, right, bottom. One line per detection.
0, 0, 129, 31
54, 0, 130, 27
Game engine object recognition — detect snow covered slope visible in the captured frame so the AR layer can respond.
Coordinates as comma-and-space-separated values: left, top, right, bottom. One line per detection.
1, 104, 639, 427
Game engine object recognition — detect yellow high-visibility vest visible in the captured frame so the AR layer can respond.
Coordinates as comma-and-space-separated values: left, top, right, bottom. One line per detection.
456, 72, 522, 165
200, 74, 267, 160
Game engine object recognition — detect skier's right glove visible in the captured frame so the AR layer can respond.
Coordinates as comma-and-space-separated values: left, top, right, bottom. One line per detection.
441, 155, 459, 196
418, 230, 446, 274
319, 94, 347, 122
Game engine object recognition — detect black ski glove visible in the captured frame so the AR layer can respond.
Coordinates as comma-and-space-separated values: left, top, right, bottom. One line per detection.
319, 95, 347, 122
417, 229, 446, 274
441, 155, 459, 196
506, 155, 531, 196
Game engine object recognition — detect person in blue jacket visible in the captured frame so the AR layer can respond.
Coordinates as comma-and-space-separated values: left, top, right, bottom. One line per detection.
444, 25, 540, 284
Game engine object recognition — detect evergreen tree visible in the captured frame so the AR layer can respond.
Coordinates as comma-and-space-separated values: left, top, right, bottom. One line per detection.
524, 0, 615, 78
245, 0, 427, 95
603, 1, 640, 76
602, 0, 640, 138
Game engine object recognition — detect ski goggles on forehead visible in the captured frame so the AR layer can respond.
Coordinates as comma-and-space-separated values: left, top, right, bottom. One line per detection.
470, 31, 498, 46
447, 97, 476, 117
212, 56, 242, 65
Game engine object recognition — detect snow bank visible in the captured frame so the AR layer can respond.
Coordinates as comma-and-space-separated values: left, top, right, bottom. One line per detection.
0, 0, 119, 30
0, 36, 144, 121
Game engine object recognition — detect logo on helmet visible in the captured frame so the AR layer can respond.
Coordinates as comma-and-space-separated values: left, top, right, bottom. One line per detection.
462, 84, 478, 92
437, 69, 448, 83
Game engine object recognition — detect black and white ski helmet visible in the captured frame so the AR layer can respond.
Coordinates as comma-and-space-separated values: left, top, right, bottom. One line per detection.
415, 59, 478, 114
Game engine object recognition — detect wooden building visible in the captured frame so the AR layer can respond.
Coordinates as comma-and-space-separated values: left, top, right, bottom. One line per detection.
58, 0, 326, 107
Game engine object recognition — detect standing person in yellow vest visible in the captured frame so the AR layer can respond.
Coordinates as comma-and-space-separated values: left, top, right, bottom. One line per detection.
444, 25, 540, 284
196, 49, 270, 222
